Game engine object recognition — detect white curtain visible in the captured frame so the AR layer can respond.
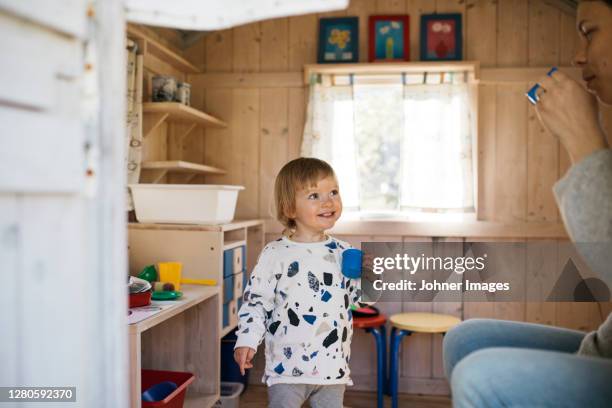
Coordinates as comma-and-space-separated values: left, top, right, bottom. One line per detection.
401, 79, 474, 212
302, 81, 359, 209
301, 72, 475, 215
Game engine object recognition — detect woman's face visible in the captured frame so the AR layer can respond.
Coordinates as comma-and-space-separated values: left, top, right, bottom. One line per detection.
575, 1, 612, 104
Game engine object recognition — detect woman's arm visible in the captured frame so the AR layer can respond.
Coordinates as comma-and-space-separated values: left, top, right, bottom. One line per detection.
533, 70, 612, 283
554, 148, 612, 286
557, 150, 612, 358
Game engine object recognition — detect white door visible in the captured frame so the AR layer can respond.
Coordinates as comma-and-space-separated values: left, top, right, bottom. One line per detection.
0, 1, 128, 407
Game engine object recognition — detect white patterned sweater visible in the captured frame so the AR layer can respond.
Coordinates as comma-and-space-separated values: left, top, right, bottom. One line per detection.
234, 236, 362, 386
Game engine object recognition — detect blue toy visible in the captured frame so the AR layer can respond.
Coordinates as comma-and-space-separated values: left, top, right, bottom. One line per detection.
142, 381, 177, 402
526, 67, 558, 105
342, 249, 363, 279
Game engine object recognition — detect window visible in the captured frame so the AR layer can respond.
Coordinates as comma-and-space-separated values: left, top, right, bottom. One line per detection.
302, 70, 476, 221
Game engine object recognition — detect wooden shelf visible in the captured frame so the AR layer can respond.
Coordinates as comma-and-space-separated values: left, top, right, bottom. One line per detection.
129, 219, 264, 232
223, 240, 246, 251
141, 160, 226, 174
144, 102, 227, 128
127, 25, 200, 74
140, 160, 226, 183
142, 102, 227, 140
129, 285, 220, 334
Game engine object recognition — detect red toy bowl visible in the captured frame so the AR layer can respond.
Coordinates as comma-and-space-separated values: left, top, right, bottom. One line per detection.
141, 369, 195, 408
129, 291, 152, 308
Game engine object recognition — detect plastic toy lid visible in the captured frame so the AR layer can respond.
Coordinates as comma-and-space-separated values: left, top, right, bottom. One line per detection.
151, 291, 183, 300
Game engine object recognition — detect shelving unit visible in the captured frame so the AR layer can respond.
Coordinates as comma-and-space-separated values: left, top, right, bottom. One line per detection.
128, 25, 228, 184
126, 24, 243, 408
128, 220, 265, 339
129, 285, 221, 408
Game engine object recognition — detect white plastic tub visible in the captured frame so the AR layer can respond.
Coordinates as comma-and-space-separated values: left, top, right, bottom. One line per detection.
213, 382, 244, 408
129, 184, 244, 225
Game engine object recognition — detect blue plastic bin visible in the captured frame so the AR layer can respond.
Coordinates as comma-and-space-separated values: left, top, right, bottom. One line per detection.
220, 329, 249, 392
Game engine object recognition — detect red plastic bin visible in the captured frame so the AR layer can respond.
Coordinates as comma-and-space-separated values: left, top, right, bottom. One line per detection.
141, 369, 195, 408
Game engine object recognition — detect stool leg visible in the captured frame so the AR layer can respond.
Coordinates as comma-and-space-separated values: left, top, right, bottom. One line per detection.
390, 329, 410, 408
380, 325, 388, 395
366, 328, 384, 408
387, 326, 396, 397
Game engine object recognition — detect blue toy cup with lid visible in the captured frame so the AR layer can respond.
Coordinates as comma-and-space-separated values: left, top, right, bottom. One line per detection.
526, 67, 558, 105
342, 249, 363, 279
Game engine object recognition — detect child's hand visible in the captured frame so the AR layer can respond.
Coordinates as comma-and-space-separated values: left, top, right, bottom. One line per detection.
234, 347, 256, 375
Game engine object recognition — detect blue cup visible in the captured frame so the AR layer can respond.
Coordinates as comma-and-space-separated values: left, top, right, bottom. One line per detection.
526, 67, 558, 105
342, 249, 363, 279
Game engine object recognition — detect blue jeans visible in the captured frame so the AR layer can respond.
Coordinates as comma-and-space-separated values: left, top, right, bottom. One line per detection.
443, 319, 612, 407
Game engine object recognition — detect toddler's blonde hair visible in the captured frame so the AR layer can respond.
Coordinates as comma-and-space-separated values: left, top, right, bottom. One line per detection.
274, 157, 336, 230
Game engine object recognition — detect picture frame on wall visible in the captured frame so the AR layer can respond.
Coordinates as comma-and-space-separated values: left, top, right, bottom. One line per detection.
368, 15, 410, 62
318, 17, 359, 63
420, 14, 462, 61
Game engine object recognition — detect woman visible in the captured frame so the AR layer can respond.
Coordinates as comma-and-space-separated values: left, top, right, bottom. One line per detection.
443, 1, 612, 406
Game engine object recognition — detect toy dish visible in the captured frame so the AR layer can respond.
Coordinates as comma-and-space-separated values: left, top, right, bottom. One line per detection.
151, 291, 183, 301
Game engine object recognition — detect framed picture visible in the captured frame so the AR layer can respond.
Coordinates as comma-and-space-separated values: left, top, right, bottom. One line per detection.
318, 17, 359, 63
420, 14, 462, 61
369, 15, 410, 62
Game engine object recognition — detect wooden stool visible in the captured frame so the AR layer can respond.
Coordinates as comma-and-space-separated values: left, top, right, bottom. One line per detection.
388, 313, 461, 408
353, 313, 387, 408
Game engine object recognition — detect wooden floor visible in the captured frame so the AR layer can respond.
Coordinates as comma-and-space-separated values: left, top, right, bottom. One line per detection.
239, 385, 452, 408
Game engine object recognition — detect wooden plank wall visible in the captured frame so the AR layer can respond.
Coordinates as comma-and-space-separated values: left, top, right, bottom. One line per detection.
179, 0, 592, 223
140, 0, 612, 395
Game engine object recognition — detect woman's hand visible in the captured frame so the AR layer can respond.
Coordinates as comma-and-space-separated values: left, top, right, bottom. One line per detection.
362, 253, 374, 272
234, 346, 256, 375
535, 70, 608, 164
362, 253, 378, 285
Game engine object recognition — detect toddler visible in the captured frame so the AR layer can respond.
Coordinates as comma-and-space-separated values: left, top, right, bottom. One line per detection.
234, 157, 362, 408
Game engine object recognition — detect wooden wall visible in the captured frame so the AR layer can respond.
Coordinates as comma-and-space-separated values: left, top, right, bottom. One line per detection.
180, 0, 599, 223
137, 0, 612, 396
